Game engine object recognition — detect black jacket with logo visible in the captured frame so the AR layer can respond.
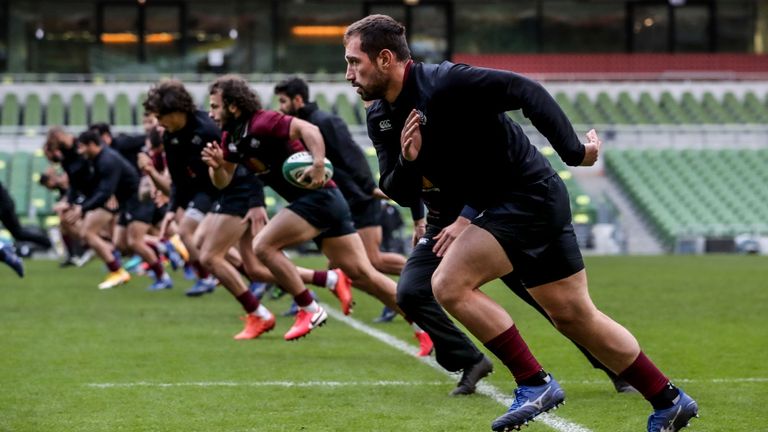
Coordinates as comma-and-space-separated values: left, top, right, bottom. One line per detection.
366, 61, 585, 213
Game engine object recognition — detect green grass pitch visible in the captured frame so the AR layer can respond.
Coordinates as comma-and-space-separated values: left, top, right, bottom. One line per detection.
1, 255, 766, 431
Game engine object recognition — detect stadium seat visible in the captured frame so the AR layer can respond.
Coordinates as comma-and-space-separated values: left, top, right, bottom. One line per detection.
315, 92, 332, 113
91, 93, 110, 124
334, 94, 359, 126
2, 93, 20, 128
8, 152, 32, 215
113, 93, 133, 126
68, 93, 88, 127
23, 93, 43, 129
46, 93, 66, 127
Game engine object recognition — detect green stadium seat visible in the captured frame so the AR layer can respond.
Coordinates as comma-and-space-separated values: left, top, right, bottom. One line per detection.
136, 93, 147, 123
68, 93, 88, 127
8, 152, 32, 215
113, 93, 133, 126
91, 92, 110, 124
0, 152, 10, 184
315, 93, 332, 113
30, 150, 54, 216
46, 93, 66, 127
2, 93, 20, 128
334, 94, 359, 126
23, 93, 43, 128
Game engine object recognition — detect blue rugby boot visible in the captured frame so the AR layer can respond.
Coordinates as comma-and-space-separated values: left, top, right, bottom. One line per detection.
647, 390, 698, 432
491, 375, 565, 431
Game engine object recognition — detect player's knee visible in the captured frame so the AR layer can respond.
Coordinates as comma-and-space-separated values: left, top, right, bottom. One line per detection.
199, 249, 218, 269
548, 306, 592, 334
431, 271, 460, 307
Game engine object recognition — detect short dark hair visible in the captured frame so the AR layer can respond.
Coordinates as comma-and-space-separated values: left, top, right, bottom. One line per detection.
89, 122, 111, 137
209, 75, 262, 115
77, 130, 103, 147
38, 173, 51, 187
143, 80, 197, 116
344, 14, 411, 62
274, 77, 309, 102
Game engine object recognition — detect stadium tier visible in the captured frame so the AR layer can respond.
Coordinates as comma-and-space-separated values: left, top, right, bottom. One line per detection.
605, 148, 768, 246
2, 89, 768, 130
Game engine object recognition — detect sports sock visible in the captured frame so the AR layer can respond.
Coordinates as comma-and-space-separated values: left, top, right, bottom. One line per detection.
236, 290, 260, 314
312, 270, 337, 288
192, 260, 210, 279
294, 289, 319, 312
254, 304, 272, 320
106, 259, 121, 273
484, 325, 546, 386
149, 261, 164, 279
618, 351, 676, 409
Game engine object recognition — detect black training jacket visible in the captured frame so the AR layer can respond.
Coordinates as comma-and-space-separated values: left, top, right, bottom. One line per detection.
367, 61, 585, 211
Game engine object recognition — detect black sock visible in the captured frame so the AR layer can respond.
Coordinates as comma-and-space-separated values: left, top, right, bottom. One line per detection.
518, 370, 549, 387
648, 382, 680, 410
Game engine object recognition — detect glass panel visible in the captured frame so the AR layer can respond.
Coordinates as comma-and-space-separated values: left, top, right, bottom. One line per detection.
280, 2, 362, 73
717, 2, 754, 52
455, 2, 537, 53
94, 4, 139, 72
145, 4, 182, 69
674, 5, 711, 52
632, 4, 669, 52
410, 5, 449, 62
542, 1, 625, 53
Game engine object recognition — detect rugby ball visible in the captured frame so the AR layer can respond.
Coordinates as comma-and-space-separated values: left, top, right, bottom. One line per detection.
281, 151, 334, 188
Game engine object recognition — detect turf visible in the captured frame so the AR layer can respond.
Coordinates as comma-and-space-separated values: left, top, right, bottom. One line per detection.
1, 255, 766, 431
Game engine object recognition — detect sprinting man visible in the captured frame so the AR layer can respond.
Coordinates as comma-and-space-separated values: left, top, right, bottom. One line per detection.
344, 14, 697, 432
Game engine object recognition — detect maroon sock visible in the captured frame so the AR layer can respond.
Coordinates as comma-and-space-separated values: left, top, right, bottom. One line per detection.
294, 289, 315, 307
149, 261, 164, 279
618, 351, 670, 401
236, 291, 260, 314
192, 260, 210, 279
145, 241, 161, 257
107, 260, 121, 272
484, 325, 543, 384
62, 234, 75, 256
311, 271, 328, 287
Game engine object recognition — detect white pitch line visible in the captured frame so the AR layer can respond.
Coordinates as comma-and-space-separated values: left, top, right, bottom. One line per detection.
558, 377, 768, 385
86, 380, 448, 389
323, 304, 593, 432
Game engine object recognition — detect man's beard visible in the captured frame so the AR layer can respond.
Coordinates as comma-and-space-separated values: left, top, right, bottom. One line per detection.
357, 70, 388, 101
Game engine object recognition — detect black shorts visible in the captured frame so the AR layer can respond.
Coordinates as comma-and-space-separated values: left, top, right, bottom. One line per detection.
349, 198, 382, 229
472, 174, 584, 288
287, 188, 356, 243
152, 203, 169, 226
118, 197, 155, 226
175, 189, 217, 221
214, 178, 259, 218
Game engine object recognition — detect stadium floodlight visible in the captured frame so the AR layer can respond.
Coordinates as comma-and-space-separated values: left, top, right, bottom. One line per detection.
669, 0, 686, 6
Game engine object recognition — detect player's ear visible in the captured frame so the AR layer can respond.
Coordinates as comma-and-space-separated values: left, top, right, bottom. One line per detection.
378, 49, 393, 70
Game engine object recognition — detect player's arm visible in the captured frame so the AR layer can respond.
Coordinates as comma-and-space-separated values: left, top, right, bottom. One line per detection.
289, 118, 327, 188
201, 141, 236, 189
137, 152, 171, 195
80, 158, 120, 212
372, 136, 422, 207
440, 63, 586, 166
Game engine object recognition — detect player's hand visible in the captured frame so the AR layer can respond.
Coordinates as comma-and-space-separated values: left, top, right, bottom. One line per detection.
298, 164, 326, 189
137, 152, 153, 174
581, 129, 601, 166
412, 218, 426, 247
159, 211, 176, 239
201, 142, 224, 168
401, 109, 423, 161
371, 187, 389, 200
432, 216, 470, 257
64, 205, 82, 225
242, 206, 269, 237
53, 201, 70, 212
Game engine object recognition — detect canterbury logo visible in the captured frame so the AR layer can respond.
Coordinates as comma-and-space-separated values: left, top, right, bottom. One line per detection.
379, 119, 392, 131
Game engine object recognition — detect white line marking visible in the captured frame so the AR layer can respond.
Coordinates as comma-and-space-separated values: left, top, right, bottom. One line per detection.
558, 377, 768, 385
86, 380, 448, 389
323, 304, 592, 432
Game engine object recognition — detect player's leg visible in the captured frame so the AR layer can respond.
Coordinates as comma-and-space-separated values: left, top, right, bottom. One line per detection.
432, 225, 562, 431
396, 227, 492, 394
82, 209, 130, 289
0, 182, 51, 248
356, 225, 406, 276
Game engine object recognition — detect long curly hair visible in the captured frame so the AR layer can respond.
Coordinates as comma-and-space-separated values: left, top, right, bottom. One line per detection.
143, 79, 197, 115
209, 75, 262, 116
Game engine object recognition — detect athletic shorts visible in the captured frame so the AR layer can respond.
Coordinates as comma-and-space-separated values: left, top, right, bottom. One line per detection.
118, 197, 155, 226
214, 177, 260, 218
175, 189, 217, 222
349, 198, 382, 230
471, 174, 584, 288
287, 188, 356, 244
152, 203, 169, 226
